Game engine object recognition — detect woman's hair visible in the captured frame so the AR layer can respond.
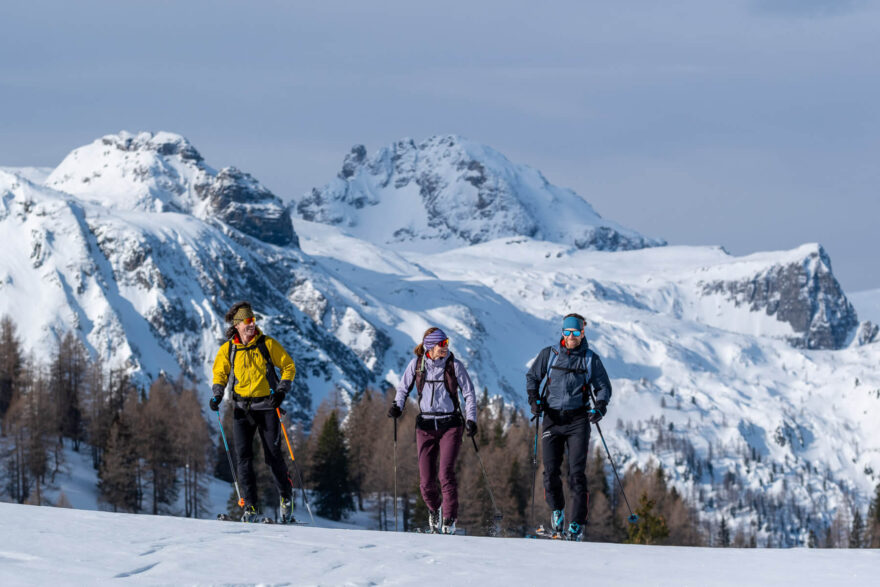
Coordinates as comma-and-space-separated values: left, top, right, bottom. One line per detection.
413, 327, 439, 357
224, 301, 252, 340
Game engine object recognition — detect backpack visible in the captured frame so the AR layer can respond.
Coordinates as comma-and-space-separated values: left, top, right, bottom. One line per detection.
407, 352, 460, 416
227, 335, 280, 397
544, 345, 593, 407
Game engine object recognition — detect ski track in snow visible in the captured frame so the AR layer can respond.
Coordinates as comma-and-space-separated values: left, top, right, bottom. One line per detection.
0, 503, 877, 586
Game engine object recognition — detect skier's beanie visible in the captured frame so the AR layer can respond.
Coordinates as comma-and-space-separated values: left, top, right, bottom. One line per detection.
423, 328, 448, 351
562, 315, 583, 331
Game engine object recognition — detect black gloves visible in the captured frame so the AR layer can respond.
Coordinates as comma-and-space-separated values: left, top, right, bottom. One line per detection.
529, 397, 543, 417
589, 400, 608, 423
388, 403, 402, 419
277, 379, 291, 394
466, 420, 477, 437
209, 395, 222, 412
270, 391, 285, 409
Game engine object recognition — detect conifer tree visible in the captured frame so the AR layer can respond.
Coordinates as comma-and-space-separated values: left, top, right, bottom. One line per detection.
138, 377, 179, 514
98, 416, 140, 512
868, 483, 880, 548
3, 358, 57, 504
177, 386, 211, 518
625, 494, 670, 545
718, 516, 731, 547
51, 331, 87, 451
583, 446, 620, 542
849, 509, 864, 548
310, 410, 353, 521
0, 315, 23, 420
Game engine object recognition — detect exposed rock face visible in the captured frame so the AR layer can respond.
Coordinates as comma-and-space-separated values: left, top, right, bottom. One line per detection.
856, 321, 878, 345
701, 246, 858, 350
195, 168, 297, 247
297, 136, 664, 252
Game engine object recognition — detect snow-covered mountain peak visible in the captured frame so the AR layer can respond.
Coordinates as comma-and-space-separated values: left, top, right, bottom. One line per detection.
45, 131, 297, 247
46, 131, 208, 213
296, 134, 665, 253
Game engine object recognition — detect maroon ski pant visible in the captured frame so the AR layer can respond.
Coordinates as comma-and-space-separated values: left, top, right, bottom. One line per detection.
416, 424, 463, 520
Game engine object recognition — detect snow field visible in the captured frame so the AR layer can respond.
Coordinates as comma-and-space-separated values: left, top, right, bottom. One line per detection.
1, 502, 877, 586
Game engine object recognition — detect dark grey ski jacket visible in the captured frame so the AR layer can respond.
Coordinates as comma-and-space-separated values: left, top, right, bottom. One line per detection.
526, 339, 612, 412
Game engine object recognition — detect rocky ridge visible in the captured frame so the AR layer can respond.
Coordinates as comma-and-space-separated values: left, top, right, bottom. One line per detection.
297, 135, 665, 252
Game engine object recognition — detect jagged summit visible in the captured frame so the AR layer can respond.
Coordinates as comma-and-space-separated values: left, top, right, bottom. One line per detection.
690, 243, 859, 350
46, 131, 297, 247
296, 135, 665, 252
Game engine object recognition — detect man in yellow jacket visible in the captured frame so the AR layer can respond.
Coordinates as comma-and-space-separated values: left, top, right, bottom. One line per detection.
210, 301, 297, 522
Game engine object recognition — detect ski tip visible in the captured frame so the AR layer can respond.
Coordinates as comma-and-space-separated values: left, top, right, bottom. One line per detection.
628, 514, 639, 524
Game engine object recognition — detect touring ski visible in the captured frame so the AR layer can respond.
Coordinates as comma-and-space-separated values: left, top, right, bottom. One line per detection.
216, 513, 308, 525
526, 525, 575, 540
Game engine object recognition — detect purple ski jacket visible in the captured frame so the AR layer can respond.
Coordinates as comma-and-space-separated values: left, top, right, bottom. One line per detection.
394, 354, 478, 423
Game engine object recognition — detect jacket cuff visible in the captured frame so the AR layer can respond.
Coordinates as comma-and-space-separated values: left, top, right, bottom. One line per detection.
212, 383, 225, 397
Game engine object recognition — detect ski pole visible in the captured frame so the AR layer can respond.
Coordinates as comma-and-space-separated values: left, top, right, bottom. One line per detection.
529, 408, 541, 531
393, 416, 399, 532
469, 433, 504, 532
587, 387, 638, 524
276, 405, 317, 526
217, 410, 245, 508
455, 395, 503, 534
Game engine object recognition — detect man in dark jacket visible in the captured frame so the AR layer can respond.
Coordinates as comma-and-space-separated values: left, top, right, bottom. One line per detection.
526, 313, 612, 540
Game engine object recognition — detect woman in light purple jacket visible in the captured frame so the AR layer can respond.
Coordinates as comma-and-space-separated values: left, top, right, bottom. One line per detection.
387, 327, 478, 534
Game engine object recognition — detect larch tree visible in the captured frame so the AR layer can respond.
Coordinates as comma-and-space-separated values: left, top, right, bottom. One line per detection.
0, 315, 23, 421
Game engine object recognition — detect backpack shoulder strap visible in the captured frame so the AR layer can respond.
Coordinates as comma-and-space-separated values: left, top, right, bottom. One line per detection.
407, 355, 426, 394
444, 353, 461, 413
540, 346, 560, 400
580, 349, 594, 405
227, 339, 238, 392
547, 346, 559, 370
256, 336, 280, 391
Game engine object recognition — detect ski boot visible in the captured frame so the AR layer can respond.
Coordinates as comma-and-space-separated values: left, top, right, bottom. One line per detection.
567, 522, 583, 542
279, 496, 295, 524
241, 504, 260, 523
550, 510, 565, 535
428, 509, 441, 533
441, 518, 456, 535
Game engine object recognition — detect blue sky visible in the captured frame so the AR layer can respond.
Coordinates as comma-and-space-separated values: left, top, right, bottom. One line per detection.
2, 0, 878, 290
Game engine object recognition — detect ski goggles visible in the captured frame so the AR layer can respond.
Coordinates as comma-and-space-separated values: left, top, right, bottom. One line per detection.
241, 316, 256, 325
562, 329, 582, 337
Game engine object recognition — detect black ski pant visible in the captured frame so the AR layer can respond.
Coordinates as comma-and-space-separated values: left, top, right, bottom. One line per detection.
233, 407, 293, 507
542, 413, 590, 525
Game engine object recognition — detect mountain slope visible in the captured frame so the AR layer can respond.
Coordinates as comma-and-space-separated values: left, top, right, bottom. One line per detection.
0, 153, 371, 418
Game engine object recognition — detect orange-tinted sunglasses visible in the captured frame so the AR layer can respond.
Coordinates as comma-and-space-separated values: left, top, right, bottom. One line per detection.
437, 338, 449, 348
241, 316, 256, 325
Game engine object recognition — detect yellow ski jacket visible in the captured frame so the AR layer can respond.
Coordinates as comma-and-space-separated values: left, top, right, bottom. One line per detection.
212, 329, 296, 408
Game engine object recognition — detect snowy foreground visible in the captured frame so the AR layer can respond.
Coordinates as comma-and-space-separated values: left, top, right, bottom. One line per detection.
1, 504, 876, 586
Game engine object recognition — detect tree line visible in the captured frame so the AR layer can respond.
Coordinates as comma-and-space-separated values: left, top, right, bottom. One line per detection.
0, 317, 211, 516
2, 314, 879, 547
